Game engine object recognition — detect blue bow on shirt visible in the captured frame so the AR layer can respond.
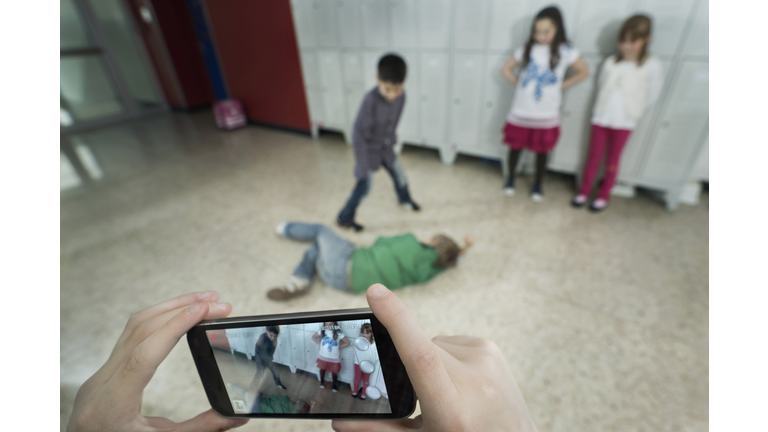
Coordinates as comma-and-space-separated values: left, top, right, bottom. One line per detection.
322, 336, 339, 353
522, 61, 558, 101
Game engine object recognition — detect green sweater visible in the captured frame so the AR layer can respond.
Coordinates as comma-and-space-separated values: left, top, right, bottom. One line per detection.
350, 233, 444, 293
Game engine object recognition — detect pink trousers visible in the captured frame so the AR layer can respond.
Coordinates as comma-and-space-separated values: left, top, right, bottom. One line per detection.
580, 124, 632, 201
353, 364, 370, 397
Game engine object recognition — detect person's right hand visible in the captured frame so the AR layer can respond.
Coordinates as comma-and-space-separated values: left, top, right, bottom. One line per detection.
332, 284, 538, 432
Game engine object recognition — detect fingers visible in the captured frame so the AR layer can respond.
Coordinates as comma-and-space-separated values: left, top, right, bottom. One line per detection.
366, 284, 457, 405
172, 409, 248, 432
129, 291, 219, 327
332, 415, 422, 432
113, 301, 228, 399
432, 335, 487, 347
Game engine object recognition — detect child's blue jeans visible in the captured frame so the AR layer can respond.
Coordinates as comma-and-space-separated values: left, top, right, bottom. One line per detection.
284, 222, 355, 291
338, 157, 412, 223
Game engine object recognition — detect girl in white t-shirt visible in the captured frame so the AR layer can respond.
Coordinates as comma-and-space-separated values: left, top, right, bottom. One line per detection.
572, 15, 663, 212
312, 321, 350, 392
351, 323, 379, 400
501, 6, 589, 202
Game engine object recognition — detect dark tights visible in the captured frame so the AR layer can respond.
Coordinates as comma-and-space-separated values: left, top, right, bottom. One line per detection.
320, 369, 338, 387
507, 150, 548, 186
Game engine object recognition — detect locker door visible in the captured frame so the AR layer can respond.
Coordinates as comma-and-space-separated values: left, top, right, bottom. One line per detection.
450, 54, 485, 151
336, 0, 362, 48
487, 0, 529, 51
361, 0, 390, 48
616, 59, 672, 182
525, 0, 580, 45
453, 0, 490, 51
342, 52, 366, 133
572, 0, 633, 55
419, 53, 449, 145
479, 53, 516, 157
691, 135, 708, 182
290, 0, 317, 49
273, 329, 292, 367
683, 0, 708, 57
397, 51, 420, 144
290, 327, 306, 370
390, 0, 419, 49
301, 52, 325, 127
305, 327, 321, 375
639, 61, 708, 185
419, 0, 452, 49
317, 50, 346, 128
363, 51, 387, 90
314, 0, 339, 48
634, 0, 697, 57
549, 56, 602, 173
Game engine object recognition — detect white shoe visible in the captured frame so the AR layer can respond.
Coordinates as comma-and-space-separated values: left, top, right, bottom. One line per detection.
530, 192, 543, 203
319, 384, 325, 389
503, 187, 515, 197
275, 221, 288, 236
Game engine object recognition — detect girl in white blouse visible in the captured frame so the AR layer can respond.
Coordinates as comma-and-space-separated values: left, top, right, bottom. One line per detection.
572, 15, 664, 212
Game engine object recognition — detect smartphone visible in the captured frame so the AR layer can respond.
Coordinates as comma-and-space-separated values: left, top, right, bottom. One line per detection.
186, 307, 416, 419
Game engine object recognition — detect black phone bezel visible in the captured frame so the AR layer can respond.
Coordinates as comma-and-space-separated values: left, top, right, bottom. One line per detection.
186, 308, 416, 419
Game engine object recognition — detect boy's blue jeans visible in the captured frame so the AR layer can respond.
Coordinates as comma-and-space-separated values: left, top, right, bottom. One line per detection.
285, 222, 355, 291
338, 157, 412, 224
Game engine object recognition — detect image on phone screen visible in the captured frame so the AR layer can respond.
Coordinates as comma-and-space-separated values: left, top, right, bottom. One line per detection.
205, 319, 391, 415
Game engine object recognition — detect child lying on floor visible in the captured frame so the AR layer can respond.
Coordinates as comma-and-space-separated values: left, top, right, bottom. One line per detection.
267, 222, 474, 301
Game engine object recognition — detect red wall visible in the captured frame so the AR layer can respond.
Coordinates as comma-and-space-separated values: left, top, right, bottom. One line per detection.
203, 0, 311, 131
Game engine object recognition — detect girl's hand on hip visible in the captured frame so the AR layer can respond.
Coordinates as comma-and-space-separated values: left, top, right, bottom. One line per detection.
67, 291, 248, 432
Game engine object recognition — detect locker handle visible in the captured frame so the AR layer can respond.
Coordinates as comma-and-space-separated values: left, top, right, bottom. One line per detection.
454, 98, 461, 105
337, 0, 343, 6
421, 95, 428, 102
486, 101, 493, 108
661, 121, 670, 128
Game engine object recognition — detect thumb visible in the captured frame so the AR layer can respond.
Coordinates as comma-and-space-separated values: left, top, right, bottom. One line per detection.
366, 284, 457, 406
173, 409, 248, 432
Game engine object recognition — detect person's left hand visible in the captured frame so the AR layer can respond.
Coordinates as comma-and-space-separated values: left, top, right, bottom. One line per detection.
67, 291, 249, 432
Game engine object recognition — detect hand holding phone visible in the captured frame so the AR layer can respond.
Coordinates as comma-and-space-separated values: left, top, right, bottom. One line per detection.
66, 291, 248, 432
332, 284, 540, 432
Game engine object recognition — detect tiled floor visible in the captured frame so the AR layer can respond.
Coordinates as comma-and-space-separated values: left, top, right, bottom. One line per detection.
60, 111, 708, 431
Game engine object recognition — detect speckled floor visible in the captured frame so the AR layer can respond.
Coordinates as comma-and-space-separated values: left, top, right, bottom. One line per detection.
60, 111, 708, 432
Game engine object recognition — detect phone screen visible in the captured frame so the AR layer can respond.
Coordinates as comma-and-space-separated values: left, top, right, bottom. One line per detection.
204, 319, 392, 415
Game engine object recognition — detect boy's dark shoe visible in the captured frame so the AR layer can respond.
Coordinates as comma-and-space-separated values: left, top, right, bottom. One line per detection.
336, 217, 364, 232
401, 200, 421, 212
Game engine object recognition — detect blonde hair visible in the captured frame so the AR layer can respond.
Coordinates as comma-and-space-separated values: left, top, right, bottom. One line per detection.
433, 235, 461, 268
616, 15, 652, 66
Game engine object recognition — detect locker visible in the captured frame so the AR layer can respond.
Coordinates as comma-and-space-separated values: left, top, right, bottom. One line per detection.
453, 0, 490, 51
300, 52, 326, 127
479, 53, 517, 158
397, 51, 421, 144
342, 52, 366, 136
572, 0, 634, 55
361, 0, 390, 48
419, 0, 452, 49
314, 0, 340, 48
634, 0, 697, 57
419, 53, 449, 146
639, 61, 708, 185
682, 0, 708, 57
336, 0, 363, 48
390, 0, 420, 49
450, 54, 485, 151
290, 328, 307, 370
317, 51, 347, 128
487, 0, 530, 51
290, 0, 317, 49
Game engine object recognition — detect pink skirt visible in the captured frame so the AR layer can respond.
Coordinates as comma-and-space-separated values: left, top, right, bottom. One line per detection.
316, 358, 341, 373
502, 122, 561, 154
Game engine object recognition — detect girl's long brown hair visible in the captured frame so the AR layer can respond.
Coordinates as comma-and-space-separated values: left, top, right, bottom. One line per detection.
321, 321, 340, 341
616, 15, 652, 66
523, 6, 568, 71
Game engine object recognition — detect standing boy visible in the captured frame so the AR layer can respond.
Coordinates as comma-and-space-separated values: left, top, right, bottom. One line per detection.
249, 326, 287, 391
336, 54, 420, 232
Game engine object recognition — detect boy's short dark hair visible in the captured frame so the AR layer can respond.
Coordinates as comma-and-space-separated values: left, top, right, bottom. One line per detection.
378, 54, 407, 84
266, 325, 280, 335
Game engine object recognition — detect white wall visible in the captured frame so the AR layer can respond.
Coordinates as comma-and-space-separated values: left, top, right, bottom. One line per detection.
291, 0, 708, 209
